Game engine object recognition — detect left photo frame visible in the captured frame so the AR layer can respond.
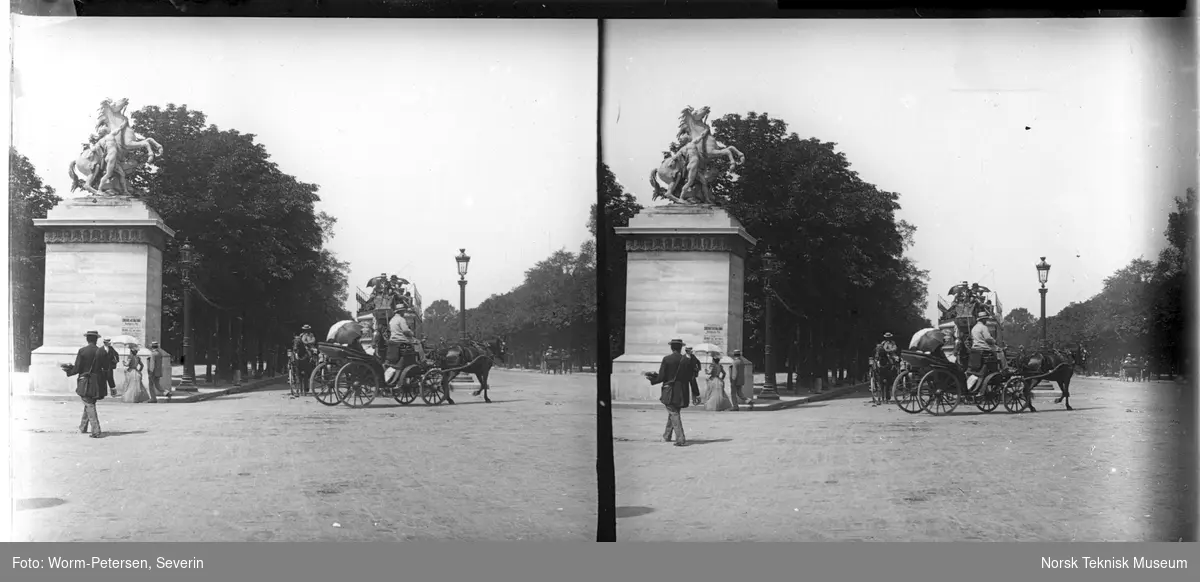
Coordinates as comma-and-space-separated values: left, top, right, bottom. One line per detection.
6, 16, 601, 541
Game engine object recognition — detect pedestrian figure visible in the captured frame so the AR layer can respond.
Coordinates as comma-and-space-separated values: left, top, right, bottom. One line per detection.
62, 330, 110, 438
684, 346, 702, 406
647, 339, 693, 447
148, 341, 167, 397
121, 345, 154, 403
729, 350, 746, 410
703, 353, 732, 411
102, 338, 120, 397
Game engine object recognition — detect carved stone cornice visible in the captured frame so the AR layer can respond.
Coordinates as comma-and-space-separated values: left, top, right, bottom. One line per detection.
622, 233, 751, 257
42, 226, 168, 250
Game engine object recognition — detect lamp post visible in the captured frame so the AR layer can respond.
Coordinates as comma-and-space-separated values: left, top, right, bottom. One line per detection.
179, 239, 197, 391
456, 249, 471, 342
759, 250, 780, 400
1036, 256, 1051, 347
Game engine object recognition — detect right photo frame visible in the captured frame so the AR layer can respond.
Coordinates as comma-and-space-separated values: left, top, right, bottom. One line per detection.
598, 18, 1196, 542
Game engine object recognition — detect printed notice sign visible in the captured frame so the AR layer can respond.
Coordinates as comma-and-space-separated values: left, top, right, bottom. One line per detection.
703, 324, 725, 349
121, 316, 144, 341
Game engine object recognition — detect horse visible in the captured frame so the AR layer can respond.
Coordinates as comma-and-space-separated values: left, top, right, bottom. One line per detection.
1014, 348, 1081, 411
649, 106, 745, 205
678, 106, 745, 170
438, 337, 506, 404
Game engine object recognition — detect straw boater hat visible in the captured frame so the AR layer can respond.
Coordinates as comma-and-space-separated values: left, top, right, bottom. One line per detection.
977, 312, 991, 321
883, 332, 893, 338
85, 330, 101, 339
668, 338, 684, 348
733, 350, 741, 356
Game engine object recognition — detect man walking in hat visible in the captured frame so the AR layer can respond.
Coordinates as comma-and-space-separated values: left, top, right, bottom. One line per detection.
729, 349, 747, 411
684, 346, 702, 406
147, 341, 166, 397
101, 338, 120, 397
649, 339, 694, 447
62, 330, 111, 438
966, 312, 999, 393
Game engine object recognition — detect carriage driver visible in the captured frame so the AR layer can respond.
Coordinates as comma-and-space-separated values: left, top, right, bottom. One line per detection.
386, 308, 425, 366
965, 311, 999, 393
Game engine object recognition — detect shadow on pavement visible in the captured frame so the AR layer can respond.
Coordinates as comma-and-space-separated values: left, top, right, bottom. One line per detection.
15, 498, 66, 511
1026, 406, 1101, 413
616, 506, 655, 519
684, 438, 732, 445
98, 430, 147, 437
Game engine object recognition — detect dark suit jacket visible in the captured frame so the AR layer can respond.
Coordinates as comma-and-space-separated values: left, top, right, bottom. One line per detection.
67, 344, 110, 399
687, 354, 702, 379
653, 352, 693, 408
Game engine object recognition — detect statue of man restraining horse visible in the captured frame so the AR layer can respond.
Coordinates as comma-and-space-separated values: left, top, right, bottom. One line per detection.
68, 98, 163, 197
649, 106, 745, 206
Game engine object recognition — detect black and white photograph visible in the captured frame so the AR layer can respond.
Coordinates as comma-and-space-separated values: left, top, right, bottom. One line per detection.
600, 19, 1195, 541
7, 16, 599, 541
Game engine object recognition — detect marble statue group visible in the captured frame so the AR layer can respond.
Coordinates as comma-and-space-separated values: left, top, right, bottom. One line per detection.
68, 98, 163, 197
649, 106, 745, 206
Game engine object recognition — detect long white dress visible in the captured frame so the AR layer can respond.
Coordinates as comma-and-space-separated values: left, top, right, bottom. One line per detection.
120, 356, 151, 403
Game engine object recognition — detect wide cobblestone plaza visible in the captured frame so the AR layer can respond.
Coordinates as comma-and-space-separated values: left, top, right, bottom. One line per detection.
11, 370, 596, 541
614, 376, 1192, 542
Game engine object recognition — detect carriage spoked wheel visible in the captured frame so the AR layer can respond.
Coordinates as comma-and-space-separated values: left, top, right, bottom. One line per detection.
892, 370, 923, 414
420, 367, 446, 405
394, 365, 421, 405
336, 361, 378, 408
310, 362, 342, 406
1002, 377, 1030, 413
917, 368, 960, 416
975, 373, 1003, 413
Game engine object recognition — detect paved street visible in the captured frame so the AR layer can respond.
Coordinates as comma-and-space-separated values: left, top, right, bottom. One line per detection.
614, 377, 1192, 541
11, 370, 596, 541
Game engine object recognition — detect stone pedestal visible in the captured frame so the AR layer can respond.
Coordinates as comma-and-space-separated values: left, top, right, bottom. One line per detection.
611, 205, 757, 401
27, 196, 175, 394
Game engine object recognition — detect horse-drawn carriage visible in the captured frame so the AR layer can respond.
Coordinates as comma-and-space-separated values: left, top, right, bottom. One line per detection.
890, 282, 1032, 415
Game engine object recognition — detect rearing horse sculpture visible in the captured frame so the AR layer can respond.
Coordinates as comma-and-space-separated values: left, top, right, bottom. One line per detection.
67, 98, 163, 196
650, 106, 745, 205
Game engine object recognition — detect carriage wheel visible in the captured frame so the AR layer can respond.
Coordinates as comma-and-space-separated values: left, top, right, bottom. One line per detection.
394, 365, 421, 405
336, 361, 378, 408
420, 368, 446, 405
917, 368, 960, 416
976, 373, 1003, 413
893, 371, 923, 414
1002, 377, 1029, 413
310, 362, 342, 406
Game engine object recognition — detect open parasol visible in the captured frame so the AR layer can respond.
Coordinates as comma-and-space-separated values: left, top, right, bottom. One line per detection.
107, 334, 140, 346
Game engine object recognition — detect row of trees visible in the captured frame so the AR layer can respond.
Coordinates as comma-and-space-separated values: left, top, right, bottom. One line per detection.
599, 109, 933, 389
1000, 188, 1194, 377
423, 241, 597, 370
9, 103, 352, 381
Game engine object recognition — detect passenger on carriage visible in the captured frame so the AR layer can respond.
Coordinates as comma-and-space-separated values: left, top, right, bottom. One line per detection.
908, 327, 950, 363
965, 312, 998, 393
326, 320, 368, 354
875, 332, 898, 363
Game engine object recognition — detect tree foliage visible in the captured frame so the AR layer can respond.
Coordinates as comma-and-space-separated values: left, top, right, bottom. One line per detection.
1016, 188, 1195, 376
9, 147, 62, 370
651, 110, 932, 385
592, 163, 642, 357
118, 103, 351, 378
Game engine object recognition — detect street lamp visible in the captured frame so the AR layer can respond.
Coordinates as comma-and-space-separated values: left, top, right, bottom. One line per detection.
1036, 256, 1051, 347
456, 248, 471, 342
179, 239, 197, 391
759, 249, 780, 400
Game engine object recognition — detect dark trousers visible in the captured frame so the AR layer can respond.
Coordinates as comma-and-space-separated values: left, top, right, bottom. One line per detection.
105, 370, 116, 393
662, 405, 685, 443
79, 396, 100, 436
689, 377, 700, 400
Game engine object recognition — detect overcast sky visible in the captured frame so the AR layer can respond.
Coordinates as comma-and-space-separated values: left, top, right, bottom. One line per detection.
603, 19, 1197, 324
12, 16, 597, 313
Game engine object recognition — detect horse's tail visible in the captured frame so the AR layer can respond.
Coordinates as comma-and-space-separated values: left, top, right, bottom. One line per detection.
67, 161, 83, 192
649, 168, 664, 200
